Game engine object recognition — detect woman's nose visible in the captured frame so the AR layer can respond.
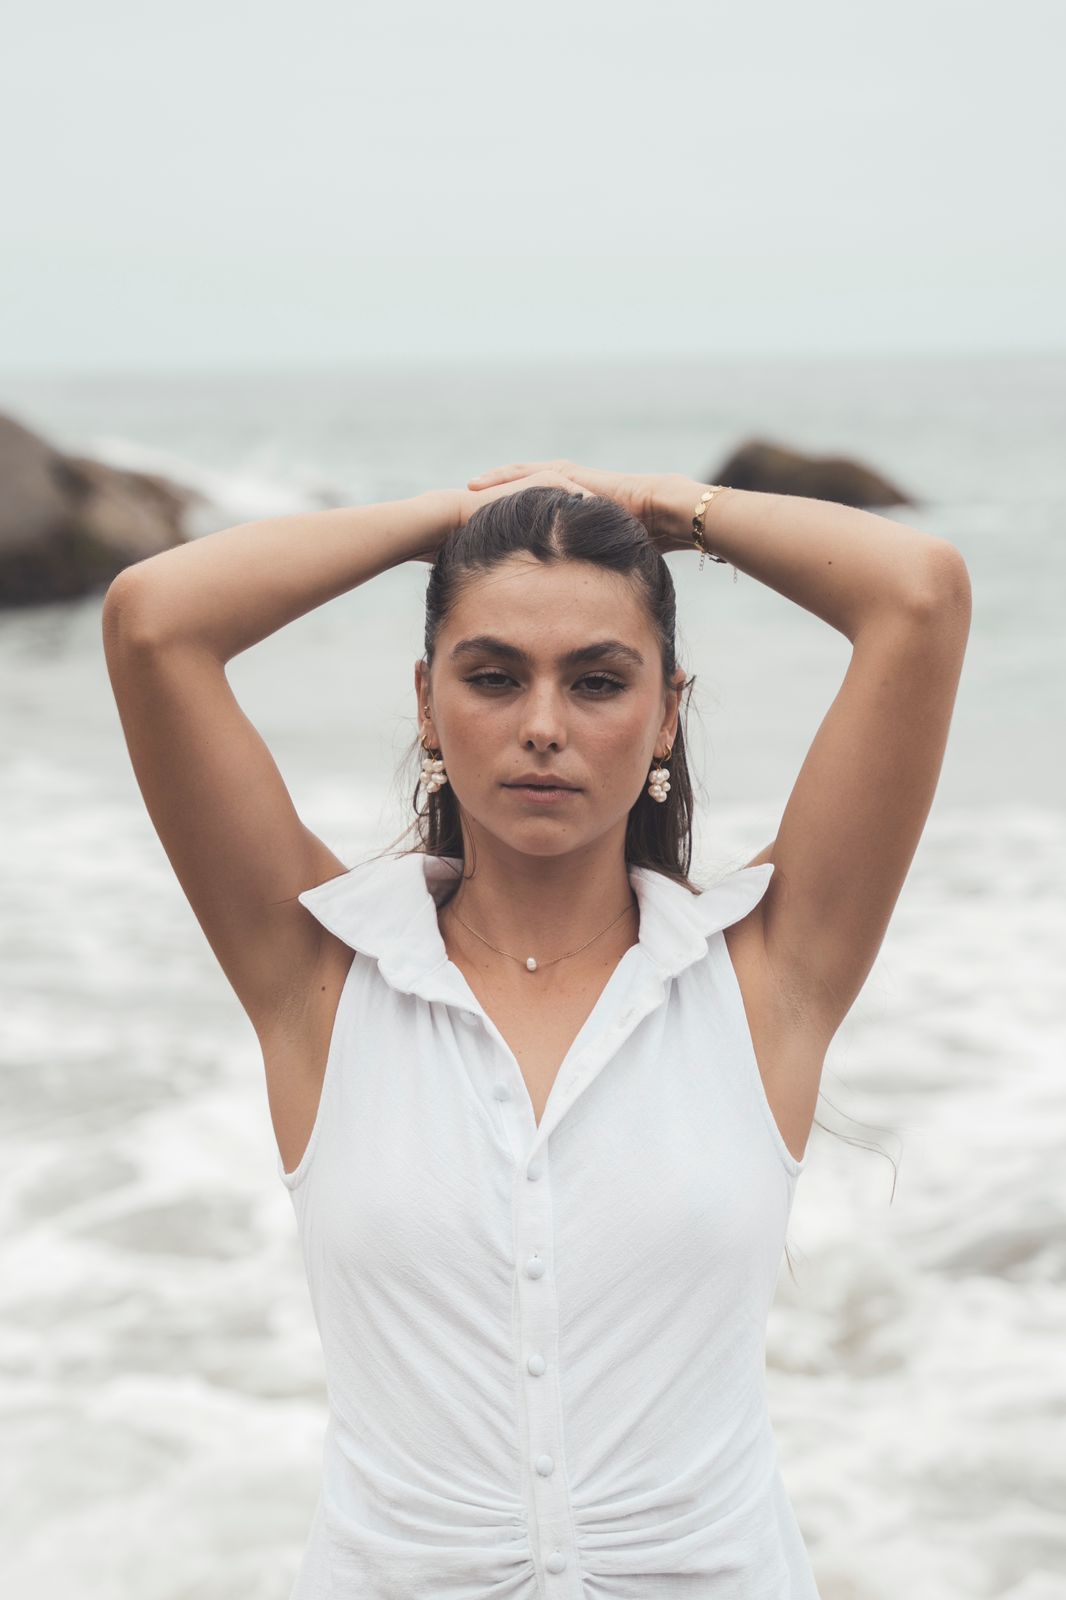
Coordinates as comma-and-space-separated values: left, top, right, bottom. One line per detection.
517, 692, 568, 748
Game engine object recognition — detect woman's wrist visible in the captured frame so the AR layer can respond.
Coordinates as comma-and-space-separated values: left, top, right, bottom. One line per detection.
428, 487, 461, 534
401, 489, 460, 564
646, 474, 731, 554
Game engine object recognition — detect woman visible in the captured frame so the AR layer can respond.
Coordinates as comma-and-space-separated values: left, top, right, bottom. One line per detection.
101, 459, 971, 1598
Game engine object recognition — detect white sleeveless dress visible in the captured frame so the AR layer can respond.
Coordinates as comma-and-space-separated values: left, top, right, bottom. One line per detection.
278, 850, 819, 1599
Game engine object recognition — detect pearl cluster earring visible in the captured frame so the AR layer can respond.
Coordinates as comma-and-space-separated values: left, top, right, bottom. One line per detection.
647, 741, 672, 803
420, 704, 449, 795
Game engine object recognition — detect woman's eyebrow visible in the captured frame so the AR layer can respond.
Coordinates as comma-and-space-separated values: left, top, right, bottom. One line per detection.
449, 635, 645, 669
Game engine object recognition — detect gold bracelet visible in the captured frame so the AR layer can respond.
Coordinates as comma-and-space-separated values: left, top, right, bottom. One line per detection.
692, 485, 737, 582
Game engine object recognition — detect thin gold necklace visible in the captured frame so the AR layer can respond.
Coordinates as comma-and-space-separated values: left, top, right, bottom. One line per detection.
445, 893, 638, 973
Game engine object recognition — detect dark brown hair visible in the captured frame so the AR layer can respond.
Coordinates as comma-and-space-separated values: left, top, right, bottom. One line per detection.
386, 484, 702, 889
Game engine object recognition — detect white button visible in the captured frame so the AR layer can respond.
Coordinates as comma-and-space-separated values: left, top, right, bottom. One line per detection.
525, 1254, 545, 1279
535, 1453, 555, 1476
526, 1161, 542, 1181
545, 1549, 567, 1573
527, 1352, 546, 1375
492, 1081, 511, 1100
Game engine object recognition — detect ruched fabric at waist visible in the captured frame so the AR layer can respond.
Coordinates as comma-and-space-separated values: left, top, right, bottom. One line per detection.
288, 1444, 818, 1599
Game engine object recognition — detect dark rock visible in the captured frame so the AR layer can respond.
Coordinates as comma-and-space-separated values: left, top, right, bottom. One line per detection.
711, 438, 915, 507
0, 411, 206, 608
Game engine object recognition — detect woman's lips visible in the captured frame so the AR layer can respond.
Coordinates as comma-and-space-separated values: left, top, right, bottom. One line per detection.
503, 784, 580, 803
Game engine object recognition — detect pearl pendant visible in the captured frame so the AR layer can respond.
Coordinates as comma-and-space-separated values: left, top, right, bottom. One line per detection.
525, 956, 538, 971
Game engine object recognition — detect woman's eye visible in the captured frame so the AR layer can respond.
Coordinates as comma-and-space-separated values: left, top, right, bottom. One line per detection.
466, 672, 512, 689
465, 672, 625, 695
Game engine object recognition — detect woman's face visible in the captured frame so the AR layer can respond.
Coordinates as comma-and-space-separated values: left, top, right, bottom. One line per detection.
414, 555, 685, 860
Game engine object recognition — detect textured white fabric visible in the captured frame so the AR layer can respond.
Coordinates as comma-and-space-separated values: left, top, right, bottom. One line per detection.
279, 850, 819, 1599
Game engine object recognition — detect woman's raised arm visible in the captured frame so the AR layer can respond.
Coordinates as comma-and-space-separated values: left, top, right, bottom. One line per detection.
649, 475, 972, 1076
100, 490, 458, 1049
104, 489, 458, 661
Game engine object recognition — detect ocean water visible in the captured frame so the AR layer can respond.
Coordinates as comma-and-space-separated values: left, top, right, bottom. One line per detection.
1, 353, 1064, 1599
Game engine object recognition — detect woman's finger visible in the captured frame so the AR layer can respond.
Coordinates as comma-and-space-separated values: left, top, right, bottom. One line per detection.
467, 463, 531, 487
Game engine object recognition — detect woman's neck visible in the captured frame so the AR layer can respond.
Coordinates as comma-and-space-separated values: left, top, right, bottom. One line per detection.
436, 857, 639, 978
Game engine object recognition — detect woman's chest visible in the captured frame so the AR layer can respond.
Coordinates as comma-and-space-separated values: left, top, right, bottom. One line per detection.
295, 962, 794, 1315
438, 940, 640, 1132
491, 997, 605, 1128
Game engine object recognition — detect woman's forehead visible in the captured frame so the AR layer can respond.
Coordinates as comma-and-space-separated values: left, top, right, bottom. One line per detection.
445, 556, 645, 629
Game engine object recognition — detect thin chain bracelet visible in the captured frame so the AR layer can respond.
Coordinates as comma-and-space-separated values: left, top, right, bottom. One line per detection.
692, 486, 737, 581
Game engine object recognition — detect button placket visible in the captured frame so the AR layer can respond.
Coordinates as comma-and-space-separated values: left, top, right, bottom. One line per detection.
450, 1006, 524, 1160
483, 976, 666, 1592
513, 1154, 583, 1595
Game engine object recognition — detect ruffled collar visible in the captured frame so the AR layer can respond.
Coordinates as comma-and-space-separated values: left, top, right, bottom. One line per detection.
296, 851, 773, 1003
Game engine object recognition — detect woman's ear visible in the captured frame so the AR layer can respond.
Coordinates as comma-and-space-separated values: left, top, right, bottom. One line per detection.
662, 671, 684, 743
414, 660, 428, 728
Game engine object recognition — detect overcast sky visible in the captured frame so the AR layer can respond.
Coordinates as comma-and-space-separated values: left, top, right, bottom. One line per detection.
2, 0, 1063, 375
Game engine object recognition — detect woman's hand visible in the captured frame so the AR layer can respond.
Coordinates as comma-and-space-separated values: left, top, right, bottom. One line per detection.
452, 466, 595, 532
466, 459, 670, 544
